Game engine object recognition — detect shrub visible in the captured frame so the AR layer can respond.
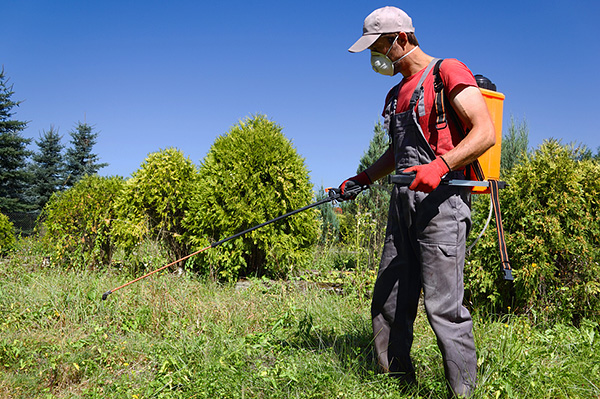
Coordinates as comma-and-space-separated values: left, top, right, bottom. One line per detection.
466, 140, 600, 324
0, 212, 15, 255
184, 115, 318, 281
40, 175, 124, 269
112, 148, 198, 267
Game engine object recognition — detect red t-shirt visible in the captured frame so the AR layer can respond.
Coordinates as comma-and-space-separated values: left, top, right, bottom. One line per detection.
382, 58, 477, 156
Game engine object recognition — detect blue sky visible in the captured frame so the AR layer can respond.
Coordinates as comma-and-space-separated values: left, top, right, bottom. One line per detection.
4, 0, 600, 189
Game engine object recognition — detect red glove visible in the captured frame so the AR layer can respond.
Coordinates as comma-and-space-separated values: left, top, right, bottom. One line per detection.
403, 157, 450, 193
339, 171, 372, 200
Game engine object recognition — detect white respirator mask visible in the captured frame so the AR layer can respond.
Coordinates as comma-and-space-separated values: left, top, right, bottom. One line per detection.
370, 35, 418, 76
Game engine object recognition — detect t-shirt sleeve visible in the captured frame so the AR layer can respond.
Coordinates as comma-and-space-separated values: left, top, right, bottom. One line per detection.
439, 58, 477, 96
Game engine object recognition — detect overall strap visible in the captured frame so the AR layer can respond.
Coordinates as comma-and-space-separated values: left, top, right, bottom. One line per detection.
407, 58, 440, 111
386, 58, 441, 116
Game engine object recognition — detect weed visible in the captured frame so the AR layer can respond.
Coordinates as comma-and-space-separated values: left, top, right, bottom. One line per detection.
1, 248, 599, 398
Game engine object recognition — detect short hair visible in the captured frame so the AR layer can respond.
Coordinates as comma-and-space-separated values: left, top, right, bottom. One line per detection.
406, 32, 419, 46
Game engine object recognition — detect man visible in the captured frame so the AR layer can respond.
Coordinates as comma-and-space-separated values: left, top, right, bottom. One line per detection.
339, 6, 496, 397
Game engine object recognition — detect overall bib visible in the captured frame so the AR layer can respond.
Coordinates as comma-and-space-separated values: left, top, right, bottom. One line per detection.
371, 59, 477, 396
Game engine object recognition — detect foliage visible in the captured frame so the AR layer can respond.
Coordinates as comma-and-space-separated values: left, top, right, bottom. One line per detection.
0, 68, 32, 214
356, 120, 390, 174
40, 175, 124, 269
113, 148, 198, 267
466, 140, 600, 324
1, 252, 599, 398
353, 119, 392, 236
303, 244, 378, 301
184, 115, 318, 281
338, 120, 391, 271
28, 126, 66, 210
315, 185, 340, 244
0, 212, 15, 255
500, 116, 529, 174
64, 122, 108, 188
339, 203, 382, 271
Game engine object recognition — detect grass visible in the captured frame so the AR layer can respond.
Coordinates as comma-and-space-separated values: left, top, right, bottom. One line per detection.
1, 241, 599, 398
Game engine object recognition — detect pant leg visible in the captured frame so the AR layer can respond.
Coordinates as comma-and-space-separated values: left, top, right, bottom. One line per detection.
417, 186, 477, 397
371, 187, 421, 379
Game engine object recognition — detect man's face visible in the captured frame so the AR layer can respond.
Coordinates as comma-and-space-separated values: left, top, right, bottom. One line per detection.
369, 34, 398, 57
368, 34, 402, 76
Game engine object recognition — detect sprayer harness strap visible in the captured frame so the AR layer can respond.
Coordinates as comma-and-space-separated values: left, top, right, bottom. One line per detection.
432, 59, 513, 281
432, 59, 486, 181
490, 180, 513, 280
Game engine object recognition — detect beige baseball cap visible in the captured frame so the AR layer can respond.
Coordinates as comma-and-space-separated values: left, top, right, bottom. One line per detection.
348, 6, 415, 53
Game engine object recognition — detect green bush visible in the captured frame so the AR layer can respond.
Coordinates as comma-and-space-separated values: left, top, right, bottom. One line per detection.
40, 175, 124, 269
184, 115, 318, 281
0, 212, 15, 255
112, 148, 198, 267
466, 140, 600, 324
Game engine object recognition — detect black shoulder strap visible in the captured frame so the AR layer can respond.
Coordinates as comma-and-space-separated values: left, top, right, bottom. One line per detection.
433, 59, 448, 129
433, 59, 486, 181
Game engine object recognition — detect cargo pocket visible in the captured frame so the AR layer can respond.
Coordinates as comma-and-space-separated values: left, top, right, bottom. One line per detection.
438, 243, 457, 258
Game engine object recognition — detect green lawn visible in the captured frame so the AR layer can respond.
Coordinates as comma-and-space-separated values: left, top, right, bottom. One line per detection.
1, 251, 599, 398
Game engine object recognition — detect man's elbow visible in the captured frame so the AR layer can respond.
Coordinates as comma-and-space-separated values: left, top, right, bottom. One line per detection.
484, 121, 496, 151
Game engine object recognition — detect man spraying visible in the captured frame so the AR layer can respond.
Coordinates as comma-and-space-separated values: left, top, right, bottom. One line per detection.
339, 6, 496, 397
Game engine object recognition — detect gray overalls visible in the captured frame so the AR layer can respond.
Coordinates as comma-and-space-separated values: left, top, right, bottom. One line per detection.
372, 59, 477, 396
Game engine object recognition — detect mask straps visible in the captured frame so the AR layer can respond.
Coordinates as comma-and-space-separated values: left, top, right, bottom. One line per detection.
384, 35, 399, 57
393, 45, 419, 65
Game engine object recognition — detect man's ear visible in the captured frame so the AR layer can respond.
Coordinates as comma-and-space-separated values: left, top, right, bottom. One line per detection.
396, 32, 409, 47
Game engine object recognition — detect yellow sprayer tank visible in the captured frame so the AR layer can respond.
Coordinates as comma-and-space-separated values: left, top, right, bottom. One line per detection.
471, 80, 505, 194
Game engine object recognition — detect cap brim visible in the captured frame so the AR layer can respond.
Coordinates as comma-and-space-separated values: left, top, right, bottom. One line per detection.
348, 34, 380, 53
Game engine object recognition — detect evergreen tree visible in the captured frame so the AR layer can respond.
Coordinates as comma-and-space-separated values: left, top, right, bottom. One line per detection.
342, 119, 392, 232
29, 126, 65, 210
64, 122, 107, 187
0, 68, 32, 213
316, 185, 340, 244
357, 120, 390, 174
500, 116, 529, 174
184, 115, 318, 280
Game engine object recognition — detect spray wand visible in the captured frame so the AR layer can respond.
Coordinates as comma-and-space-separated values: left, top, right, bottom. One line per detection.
101, 184, 366, 300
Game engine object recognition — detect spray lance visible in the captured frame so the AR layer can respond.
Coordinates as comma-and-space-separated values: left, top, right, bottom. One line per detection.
101, 183, 368, 300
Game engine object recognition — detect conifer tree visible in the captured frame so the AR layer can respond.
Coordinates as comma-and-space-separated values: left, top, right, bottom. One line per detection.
500, 117, 529, 173
29, 126, 65, 209
0, 68, 32, 213
64, 122, 107, 187
357, 120, 390, 174
343, 120, 392, 228
184, 115, 318, 280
